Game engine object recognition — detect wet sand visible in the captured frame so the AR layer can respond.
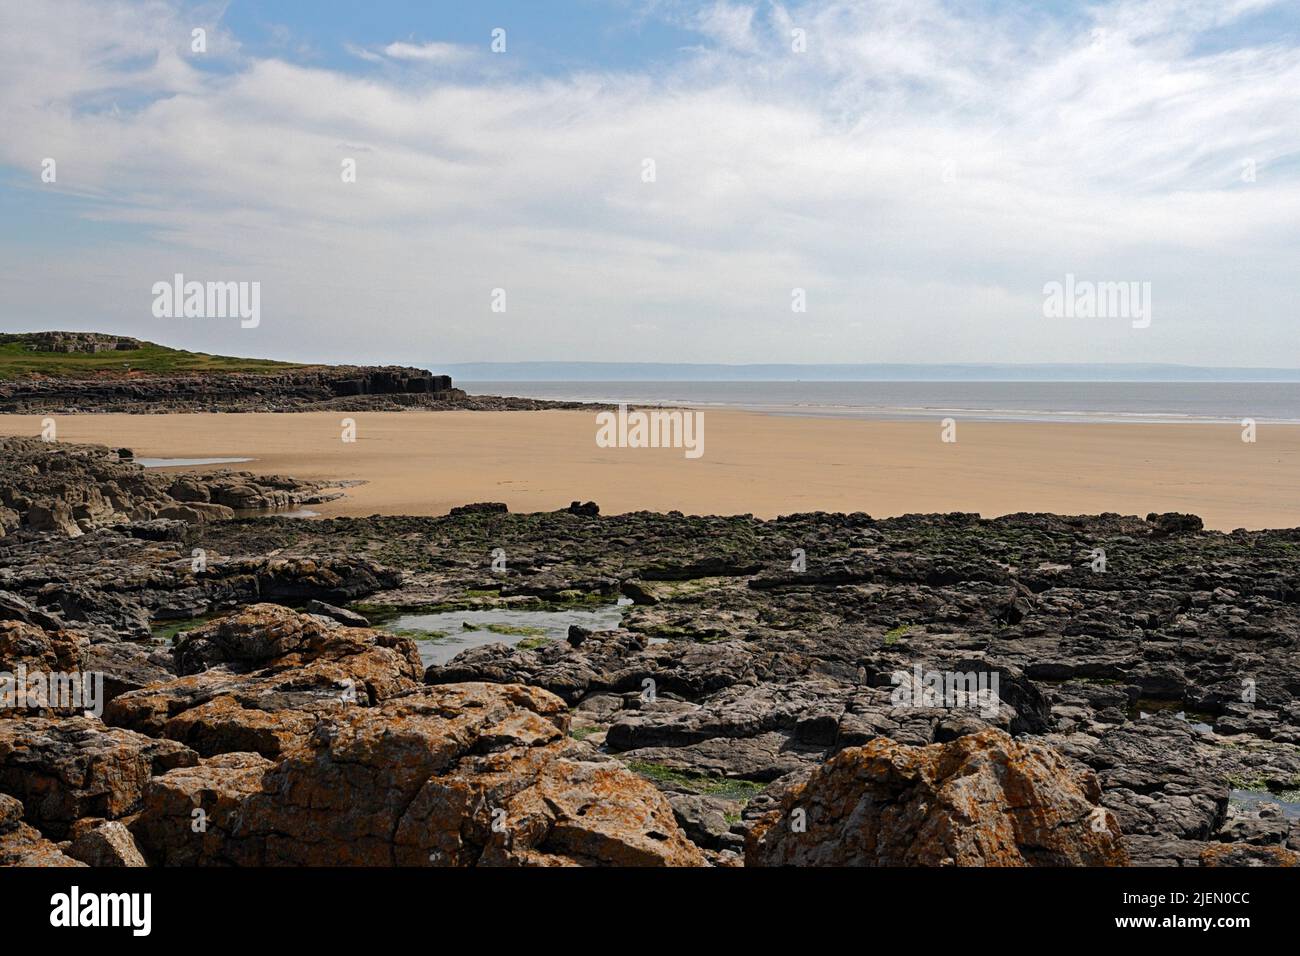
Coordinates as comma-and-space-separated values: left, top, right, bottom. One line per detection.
0, 410, 1295, 531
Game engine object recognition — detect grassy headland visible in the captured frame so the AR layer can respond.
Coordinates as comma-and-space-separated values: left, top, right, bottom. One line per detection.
0, 332, 300, 381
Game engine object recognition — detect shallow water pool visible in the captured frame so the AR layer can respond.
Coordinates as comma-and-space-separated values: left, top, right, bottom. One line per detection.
1229, 787, 1300, 820
383, 599, 632, 667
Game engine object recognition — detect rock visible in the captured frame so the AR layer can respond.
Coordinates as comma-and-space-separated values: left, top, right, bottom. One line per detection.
66, 819, 148, 866
0, 717, 196, 838
134, 682, 707, 866
1200, 843, 1299, 867
448, 502, 508, 516
155, 503, 235, 523
0, 619, 87, 677
0, 793, 85, 867
0, 435, 338, 534
0, 349, 464, 413
131, 752, 274, 866
746, 728, 1128, 866
5, 435, 1300, 869
1146, 512, 1204, 536
84, 641, 175, 703
0, 590, 66, 631
25, 501, 83, 537
668, 792, 739, 850
568, 501, 600, 517
304, 600, 370, 627
105, 605, 423, 758
167, 477, 211, 503
169, 602, 419, 681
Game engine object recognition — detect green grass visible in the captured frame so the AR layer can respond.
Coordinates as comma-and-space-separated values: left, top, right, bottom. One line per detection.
625, 761, 766, 801
0, 335, 299, 381
884, 624, 914, 645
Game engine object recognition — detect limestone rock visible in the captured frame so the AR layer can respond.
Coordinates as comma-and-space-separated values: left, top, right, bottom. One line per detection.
66, 819, 148, 866
134, 683, 707, 867
106, 604, 423, 758
0, 716, 197, 837
0, 793, 85, 867
132, 752, 274, 866
746, 728, 1128, 866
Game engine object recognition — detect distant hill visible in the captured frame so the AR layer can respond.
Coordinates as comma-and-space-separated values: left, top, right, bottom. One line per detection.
0, 332, 300, 381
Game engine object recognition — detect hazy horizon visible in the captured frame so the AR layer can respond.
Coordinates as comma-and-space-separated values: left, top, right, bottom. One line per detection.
445, 360, 1300, 382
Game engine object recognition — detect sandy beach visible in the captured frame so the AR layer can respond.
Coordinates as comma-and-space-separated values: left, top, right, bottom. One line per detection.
0, 410, 1294, 531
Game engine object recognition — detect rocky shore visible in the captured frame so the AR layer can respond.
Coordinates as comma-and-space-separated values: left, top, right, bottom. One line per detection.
0, 367, 597, 414
0, 331, 596, 412
1, 437, 1298, 866
0, 436, 340, 537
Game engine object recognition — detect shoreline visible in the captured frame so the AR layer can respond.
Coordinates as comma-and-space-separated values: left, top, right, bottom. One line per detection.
1, 410, 1295, 531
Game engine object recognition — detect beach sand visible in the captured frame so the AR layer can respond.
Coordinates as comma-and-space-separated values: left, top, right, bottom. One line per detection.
1, 410, 1295, 531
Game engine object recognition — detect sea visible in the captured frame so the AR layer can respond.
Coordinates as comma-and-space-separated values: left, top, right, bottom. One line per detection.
460, 381, 1300, 425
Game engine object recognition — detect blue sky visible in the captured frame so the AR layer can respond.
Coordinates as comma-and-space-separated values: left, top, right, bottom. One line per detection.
222, 0, 705, 74
2, 0, 1299, 367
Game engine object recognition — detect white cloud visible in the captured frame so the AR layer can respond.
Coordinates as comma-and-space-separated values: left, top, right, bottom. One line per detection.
379, 40, 475, 63
0, 0, 1298, 367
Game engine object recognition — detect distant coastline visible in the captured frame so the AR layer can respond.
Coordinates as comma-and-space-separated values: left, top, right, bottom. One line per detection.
459, 380, 1300, 425
445, 361, 1300, 383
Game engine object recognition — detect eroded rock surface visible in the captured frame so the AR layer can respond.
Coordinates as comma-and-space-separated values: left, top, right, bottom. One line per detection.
105, 604, 423, 758
0, 436, 338, 538
133, 682, 705, 867
745, 728, 1127, 866
0, 716, 196, 838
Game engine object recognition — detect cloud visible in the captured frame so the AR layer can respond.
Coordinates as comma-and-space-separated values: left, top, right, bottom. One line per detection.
692, 1, 760, 52
0, 0, 1298, 367
361, 40, 477, 64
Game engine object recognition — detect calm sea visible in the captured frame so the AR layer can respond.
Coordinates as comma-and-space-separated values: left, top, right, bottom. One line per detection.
462, 381, 1300, 424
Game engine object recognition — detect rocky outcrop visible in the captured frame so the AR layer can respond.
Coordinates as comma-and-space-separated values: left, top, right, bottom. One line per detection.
0, 331, 142, 354
1200, 843, 1299, 866
0, 793, 84, 866
0, 716, 196, 838
745, 729, 1128, 866
105, 604, 424, 758
133, 682, 706, 867
0, 363, 464, 413
0, 436, 338, 537
66, 818, 148, 866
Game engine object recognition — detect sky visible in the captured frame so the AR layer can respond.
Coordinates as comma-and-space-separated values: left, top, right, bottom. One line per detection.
1, 0, 1298, 368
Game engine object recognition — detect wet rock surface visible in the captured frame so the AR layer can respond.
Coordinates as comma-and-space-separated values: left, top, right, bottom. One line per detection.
2, 441, 1299, 866
0, 436, 340, 537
